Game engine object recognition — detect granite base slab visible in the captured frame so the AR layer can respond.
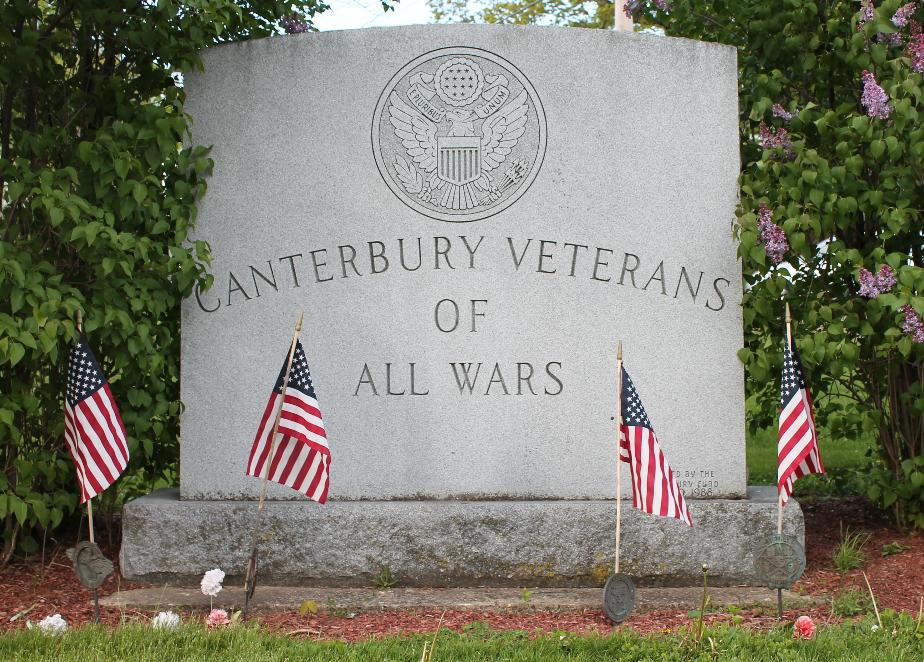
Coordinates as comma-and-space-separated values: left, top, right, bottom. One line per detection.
120, 487, 803, 587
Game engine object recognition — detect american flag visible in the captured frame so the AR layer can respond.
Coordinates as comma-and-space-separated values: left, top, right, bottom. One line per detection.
246, 341, 330, 503
64, 337, 129, 503
777, 341, 824, 504
619, 367, 693, 527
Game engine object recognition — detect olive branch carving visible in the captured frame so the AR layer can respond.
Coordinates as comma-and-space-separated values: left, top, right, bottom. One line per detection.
393, 154, 424, 197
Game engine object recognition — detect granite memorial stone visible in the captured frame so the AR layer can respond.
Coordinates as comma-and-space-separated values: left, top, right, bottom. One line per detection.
121, 24, 804, 586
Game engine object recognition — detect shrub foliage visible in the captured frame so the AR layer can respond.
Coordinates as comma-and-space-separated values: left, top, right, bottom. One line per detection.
0, 0, 326, 561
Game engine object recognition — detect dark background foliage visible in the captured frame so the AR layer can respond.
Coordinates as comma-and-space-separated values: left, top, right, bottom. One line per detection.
0, 0, 327, 563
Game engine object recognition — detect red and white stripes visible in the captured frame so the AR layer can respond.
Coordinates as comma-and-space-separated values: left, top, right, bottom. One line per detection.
64, 383, 129, 503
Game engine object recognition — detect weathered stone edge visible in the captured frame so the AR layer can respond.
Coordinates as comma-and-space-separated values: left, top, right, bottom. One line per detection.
121, 487, 803, 588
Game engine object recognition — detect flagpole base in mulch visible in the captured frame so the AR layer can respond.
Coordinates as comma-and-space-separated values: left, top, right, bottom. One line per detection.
121, 486, 804, 588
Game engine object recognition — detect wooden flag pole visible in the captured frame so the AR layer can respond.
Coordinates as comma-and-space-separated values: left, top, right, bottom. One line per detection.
778, 302, 793, 536
243, 311, 304, 619
75, 309, 96, 546
75, 308, 101, 623
615, 341, 624, 575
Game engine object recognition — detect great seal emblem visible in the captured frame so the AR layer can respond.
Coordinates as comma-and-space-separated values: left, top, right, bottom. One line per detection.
372, 47, 546, 223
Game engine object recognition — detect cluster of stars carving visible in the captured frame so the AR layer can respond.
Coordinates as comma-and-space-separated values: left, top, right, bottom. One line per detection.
66, 341, 104, 405
780, 346, 806, 407
440, 65, 478, 100
275, 342, 316, 398
621, 371, 653, 430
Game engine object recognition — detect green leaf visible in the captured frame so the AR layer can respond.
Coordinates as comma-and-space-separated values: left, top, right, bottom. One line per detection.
8, 343, 25, 367
9, 496, 27, 526
114, 157, 129, 180
870, 140, 885, 159
132, 182, 148, 204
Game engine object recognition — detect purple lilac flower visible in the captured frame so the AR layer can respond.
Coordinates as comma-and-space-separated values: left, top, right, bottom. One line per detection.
909, 21, 924, 72
859, 0, 875, 29
759, 122, 774, 149
875, 31, 905, 46
758, 122, 795, 160
281, 14, 311, 34
858, 268, 878, 297
772, 104, 794, 122
623, 0, 670, 18
876, 264, 897, 291
858, 265, 897, 297
893, 2, 916, 27
757, 203, 789, 265
901, 305, 924, 342
861, 70, 893, 119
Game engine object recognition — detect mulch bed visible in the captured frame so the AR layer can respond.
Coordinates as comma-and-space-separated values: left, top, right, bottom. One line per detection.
0, 497, 919, 640
795, 498, 924, 614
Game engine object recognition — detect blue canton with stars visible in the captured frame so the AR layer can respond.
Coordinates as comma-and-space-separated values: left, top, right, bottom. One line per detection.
780, 343, 808, 408
66, 338, 106, 407
621, 368, 653, 431
273, 341, 317, 399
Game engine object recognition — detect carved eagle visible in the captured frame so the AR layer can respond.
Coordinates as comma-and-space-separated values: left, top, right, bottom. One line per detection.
387, 89, 530, 210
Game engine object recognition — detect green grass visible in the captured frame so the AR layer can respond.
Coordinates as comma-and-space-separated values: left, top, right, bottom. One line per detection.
1, 621, 922, 662
833, 526, 871, 573
746, 425, 874, 495
832, 588, 872, 617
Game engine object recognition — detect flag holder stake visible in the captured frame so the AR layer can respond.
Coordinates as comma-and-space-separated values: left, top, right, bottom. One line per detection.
602, 341, 635, 625
615, 341, 623, 575
76, 309, 102, 624
775, 301, 794, 619
778, 302, 793, 536
243, 311, 304, 620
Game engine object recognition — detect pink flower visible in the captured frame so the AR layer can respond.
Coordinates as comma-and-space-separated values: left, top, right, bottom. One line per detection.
206, 608, 230, 628
757, 203, 789, 265
794, 615, 816, 639
861, 70, 893, 119
902, 305, 924, 343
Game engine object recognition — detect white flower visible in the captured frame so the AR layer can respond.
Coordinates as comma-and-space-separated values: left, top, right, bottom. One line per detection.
871, 624, 880, 632
152, 611, 181, 629
200, 568, 225, 597
27, 614, 67, 635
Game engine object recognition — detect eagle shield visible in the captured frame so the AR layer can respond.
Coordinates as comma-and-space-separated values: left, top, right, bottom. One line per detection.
437, 136, 482, 186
